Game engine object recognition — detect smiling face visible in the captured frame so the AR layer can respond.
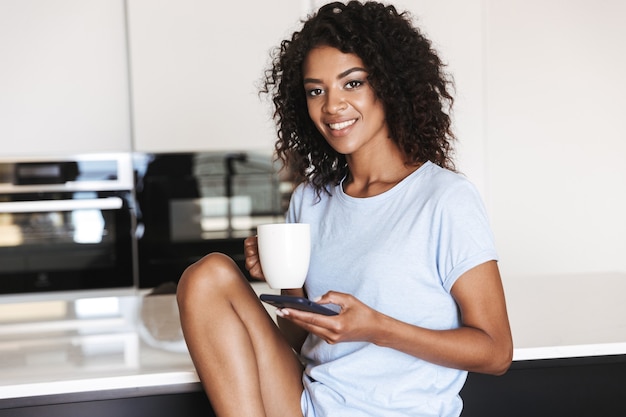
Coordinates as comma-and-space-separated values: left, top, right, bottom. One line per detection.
302, 46, 390, 158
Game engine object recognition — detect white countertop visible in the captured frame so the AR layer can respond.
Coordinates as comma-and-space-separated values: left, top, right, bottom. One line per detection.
0, 282, 279, 404
1, 273, 625, 402
0, 293, 194, 402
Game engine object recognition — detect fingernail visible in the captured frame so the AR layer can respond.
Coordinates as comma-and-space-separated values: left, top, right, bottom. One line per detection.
275, 309, 285, 317
313, 296, 321, 302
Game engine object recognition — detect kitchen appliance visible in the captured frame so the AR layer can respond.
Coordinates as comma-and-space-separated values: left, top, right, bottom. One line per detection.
133, 151, 289, 288
0, 154, 136, 297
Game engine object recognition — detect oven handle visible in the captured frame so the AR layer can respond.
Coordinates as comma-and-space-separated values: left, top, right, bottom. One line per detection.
0, 197, 124, 213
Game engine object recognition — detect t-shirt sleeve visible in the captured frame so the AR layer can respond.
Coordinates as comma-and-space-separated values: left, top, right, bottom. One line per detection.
436, 179, 499, 292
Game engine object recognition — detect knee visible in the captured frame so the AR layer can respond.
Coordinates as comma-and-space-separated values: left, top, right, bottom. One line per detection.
177, 252, 242, 307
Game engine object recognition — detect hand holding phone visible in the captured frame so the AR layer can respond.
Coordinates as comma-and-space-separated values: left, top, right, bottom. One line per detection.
260, 294, 339, 316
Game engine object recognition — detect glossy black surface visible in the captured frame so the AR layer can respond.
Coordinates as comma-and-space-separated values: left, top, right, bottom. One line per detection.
0, 191, 135, 295
134, 152, 284, 288
460, 355, 626, 416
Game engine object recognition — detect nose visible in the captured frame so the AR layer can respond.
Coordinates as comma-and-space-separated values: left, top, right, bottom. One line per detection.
322, 89, 347, 114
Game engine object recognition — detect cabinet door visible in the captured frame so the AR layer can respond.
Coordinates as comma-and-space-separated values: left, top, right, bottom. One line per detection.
126, 0, 305, 153
0, 0, 132, 156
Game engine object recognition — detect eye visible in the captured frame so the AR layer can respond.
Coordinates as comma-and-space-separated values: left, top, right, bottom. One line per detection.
345, 80, 364, 90
306, 87, 324, 97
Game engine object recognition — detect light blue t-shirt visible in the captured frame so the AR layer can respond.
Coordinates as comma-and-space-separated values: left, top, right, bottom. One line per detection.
286, 161, 498, 417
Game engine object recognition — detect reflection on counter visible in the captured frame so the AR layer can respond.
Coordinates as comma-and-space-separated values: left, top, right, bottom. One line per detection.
0, 282, 277, 401
138, 282, 186, 353
0, 291, 191, 387
0, 296, 139, 384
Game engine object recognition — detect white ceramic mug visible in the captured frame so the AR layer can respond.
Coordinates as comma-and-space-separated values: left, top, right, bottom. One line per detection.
257, 223, 310, 289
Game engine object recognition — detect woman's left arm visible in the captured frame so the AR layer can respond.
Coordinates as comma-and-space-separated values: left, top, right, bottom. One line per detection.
281, 260, 513, 375
375, 260, 512, 375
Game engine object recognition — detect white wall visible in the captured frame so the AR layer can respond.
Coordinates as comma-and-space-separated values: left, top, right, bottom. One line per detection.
395, 0, 487, 196
485, 0, 626, 277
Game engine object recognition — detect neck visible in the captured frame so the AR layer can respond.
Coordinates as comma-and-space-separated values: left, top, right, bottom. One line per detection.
343, 145, 422, 198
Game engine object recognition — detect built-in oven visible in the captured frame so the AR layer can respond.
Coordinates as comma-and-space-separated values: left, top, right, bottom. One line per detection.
133, 151, 291, 289
0, 154, 136, 297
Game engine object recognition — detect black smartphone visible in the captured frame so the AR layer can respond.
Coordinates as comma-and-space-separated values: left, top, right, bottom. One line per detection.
260, 294, 339, 316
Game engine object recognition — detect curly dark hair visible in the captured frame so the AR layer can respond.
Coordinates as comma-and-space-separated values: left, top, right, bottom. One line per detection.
261, 1, 456, 194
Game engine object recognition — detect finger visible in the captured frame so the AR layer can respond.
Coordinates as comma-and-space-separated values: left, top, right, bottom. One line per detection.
243, 235, 258, 247
317, 291, 349, 309
244, 256, 265, 280
249, 265, 265, 281
243, 237, 258, 256
285, 312, 341, 344
280, 308, 338, 333
244, 253, 259, 271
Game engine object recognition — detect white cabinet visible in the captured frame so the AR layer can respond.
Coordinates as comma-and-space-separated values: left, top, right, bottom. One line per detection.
126, 0, 306, 153
0, 0, 132, 157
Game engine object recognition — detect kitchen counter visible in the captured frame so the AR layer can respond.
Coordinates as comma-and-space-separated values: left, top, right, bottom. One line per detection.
0, 291, 193, 409
0, 282, 277, 410
465, 272, 626, 416
1, 273, 625, 415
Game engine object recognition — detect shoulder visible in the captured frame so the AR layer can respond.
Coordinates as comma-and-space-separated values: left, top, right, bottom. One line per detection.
290, 181, 316, 204
416, 162, 480, 201
286, 181, 334, 223
290, 181, 335, 204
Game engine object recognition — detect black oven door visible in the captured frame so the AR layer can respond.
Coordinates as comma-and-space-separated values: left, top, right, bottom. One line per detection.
0, 191, 135, 295
134, 152, 287, 289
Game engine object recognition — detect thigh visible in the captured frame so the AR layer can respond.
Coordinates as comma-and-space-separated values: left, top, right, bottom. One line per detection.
177, 253, 305, 417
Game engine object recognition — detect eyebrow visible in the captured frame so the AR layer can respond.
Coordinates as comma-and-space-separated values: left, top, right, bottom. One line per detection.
303, 67, 368, 84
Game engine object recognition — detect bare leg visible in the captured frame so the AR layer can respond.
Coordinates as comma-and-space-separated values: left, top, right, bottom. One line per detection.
177, 253, 304, 417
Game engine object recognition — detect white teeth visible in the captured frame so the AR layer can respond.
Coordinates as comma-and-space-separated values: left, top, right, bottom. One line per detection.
328, 119, 356, 130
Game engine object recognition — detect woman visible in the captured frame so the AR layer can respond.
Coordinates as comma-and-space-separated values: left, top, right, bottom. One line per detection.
177, 2, 513, 416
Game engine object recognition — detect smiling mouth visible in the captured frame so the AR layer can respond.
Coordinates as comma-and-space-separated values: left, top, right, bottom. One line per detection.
328, 119, 356, 130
